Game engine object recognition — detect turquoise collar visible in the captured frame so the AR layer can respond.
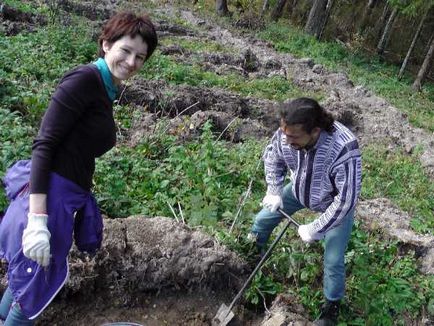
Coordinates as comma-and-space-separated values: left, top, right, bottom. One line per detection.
93, 58, 118, 102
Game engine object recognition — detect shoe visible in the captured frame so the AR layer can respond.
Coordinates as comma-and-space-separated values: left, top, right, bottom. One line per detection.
247, 232, 258, 243
313, 300, 340, 326
246, 232, 267, 264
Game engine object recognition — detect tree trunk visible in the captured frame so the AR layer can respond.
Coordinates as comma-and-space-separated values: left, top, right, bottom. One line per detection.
305, 0, 329, 39
377, 7, 398, 56
412, 34, 434, 91
318, 0, 334, 40
271, 0, 288, 21
376, 2, 390, 41
287, 0, 298, 16
216, 0, 229, 16
359, 0, 377, 34
260, 0, 270, 18
398, 9, 428, 80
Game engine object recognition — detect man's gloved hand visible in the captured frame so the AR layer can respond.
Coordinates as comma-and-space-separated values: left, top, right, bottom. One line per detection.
261, 194, 283, 212
298, 224, 315, 243
22, 213, 51, 267
298, 224, 326, 243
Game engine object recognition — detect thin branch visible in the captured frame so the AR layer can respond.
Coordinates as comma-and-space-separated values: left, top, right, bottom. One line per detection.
149, 101, 200, 146
257, 288, 271, 315
229, 159, 262, 233
214, 117, 238, 144
167, 201, 179, 223
177, 202, 185, 224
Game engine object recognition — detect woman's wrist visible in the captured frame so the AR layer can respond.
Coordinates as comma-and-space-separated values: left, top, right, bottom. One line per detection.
29, 193, 48, 214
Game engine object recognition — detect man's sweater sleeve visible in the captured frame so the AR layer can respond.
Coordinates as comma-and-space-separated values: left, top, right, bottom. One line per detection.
263, 130, 287, 196
307, 153, 362, 237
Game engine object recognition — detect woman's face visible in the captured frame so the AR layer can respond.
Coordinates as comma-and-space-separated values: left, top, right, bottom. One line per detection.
103, 34, 148, 84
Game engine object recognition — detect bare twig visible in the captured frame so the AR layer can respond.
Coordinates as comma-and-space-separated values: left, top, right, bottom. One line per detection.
229, 159, 262, 233
214, 117, 238, 144
257, 288, 271, 315
149, 101, 200, 146
117, 84, 128, 104
167, 201, 179, 223
178, 202, 185, 224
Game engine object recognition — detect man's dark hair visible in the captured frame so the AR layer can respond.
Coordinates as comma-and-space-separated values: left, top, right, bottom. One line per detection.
98, 11, 158, 60
279, 97, 334, 133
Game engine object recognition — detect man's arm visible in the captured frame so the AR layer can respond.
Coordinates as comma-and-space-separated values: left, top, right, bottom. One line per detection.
263, 130, 288, 196
306, 156, 362, 238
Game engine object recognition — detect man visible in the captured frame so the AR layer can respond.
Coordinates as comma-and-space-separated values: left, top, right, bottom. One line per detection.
250, 97, 361, 326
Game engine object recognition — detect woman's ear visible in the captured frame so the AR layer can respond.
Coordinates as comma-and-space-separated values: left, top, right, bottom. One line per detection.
102, 40, 112, 54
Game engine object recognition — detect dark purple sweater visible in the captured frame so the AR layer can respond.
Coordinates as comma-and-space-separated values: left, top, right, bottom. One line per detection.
30, 64, 116, 193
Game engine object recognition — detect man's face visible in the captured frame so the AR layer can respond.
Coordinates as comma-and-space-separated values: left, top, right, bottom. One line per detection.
280, 122, 321, 150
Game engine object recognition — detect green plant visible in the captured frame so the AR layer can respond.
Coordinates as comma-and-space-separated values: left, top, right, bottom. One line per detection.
94, 120, 265, 222
344, 224, 432, 325
0, 108, 34, 210
245, 271, 283, 306
362, 143, 434, 233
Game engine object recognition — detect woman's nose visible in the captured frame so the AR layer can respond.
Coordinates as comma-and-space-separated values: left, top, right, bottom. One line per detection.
126, 55, 136, 67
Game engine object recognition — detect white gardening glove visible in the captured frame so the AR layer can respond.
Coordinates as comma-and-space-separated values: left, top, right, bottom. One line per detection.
298, 224, 314, 243
298, 224, 325, 243
22, 213, 51, 267
261, 194, 283, 212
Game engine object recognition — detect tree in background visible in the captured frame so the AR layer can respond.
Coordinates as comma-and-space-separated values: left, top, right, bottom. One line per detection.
271, 0, 288, 21
216, 0, 230, 16
304, 0, 334, 40
398, 8, 429, 79
358, 0, 378, 34
260, 0, 271, 17
376, 6, 398, 56
413, 34, 434, 91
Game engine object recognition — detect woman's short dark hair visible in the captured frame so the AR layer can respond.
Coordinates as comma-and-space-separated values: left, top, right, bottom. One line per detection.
98, 12, 158, 60
279, 97, 334, 133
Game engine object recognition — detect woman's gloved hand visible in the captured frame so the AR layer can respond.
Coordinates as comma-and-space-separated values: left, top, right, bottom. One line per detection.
22, 213, 51, 267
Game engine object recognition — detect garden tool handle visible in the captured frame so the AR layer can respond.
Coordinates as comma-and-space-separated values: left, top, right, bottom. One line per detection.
226, 210, 300, 312
277, 208, 300, 227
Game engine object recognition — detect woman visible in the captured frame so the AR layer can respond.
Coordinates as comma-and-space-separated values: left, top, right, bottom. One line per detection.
0, 11, 157, 325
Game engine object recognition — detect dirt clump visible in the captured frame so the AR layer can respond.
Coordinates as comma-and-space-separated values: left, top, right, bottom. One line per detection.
1, 216, 253, 325
119, 79, 275, 144
357, 198, 434, 275
0, 4, 46, 35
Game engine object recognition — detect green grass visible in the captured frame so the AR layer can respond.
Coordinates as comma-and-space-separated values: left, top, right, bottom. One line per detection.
94, 121, 266, 222
142, 52, 322, 101
160, 36, 232, 53
0, 22, 97, 123
361, 143, 434, 233
0, 108, 34, 209
256, 21, 434, 132
1, 0, 40, 13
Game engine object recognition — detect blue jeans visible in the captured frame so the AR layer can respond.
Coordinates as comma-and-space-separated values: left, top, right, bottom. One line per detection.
251, 183, 354, 301
0, 287, 34, 326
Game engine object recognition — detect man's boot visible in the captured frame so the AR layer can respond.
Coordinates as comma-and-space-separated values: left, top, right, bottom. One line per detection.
313, 300, 340, 326
246, 232, 266, 264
